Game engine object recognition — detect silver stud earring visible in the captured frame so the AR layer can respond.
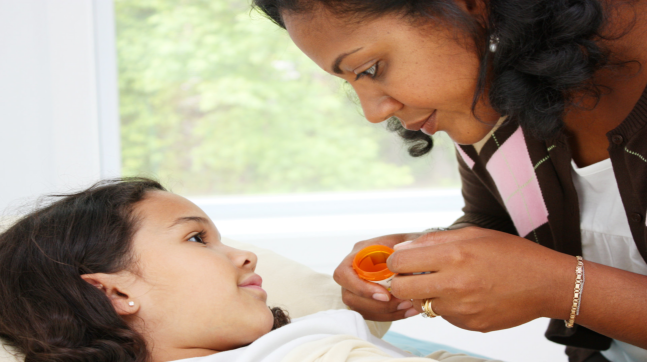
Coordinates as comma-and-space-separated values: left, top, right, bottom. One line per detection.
128, 301, 135, 307
489, 34, 500, 53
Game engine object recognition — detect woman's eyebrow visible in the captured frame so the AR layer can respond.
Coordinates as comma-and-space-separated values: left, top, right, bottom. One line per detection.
332, 47, 363, 74
168, 216, 209, 228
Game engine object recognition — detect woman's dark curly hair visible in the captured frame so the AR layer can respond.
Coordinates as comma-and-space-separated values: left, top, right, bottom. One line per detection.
253, 0, 631, 156
0, 178, 289, 361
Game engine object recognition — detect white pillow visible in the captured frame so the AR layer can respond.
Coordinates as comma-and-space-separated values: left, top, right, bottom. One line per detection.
0, 219, 389, 361
0, 346, 18, 362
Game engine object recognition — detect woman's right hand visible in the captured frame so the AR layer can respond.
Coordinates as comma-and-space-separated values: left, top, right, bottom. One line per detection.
333, 232, 422, 321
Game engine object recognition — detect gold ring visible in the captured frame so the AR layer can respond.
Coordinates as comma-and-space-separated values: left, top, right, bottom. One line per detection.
421, 298, 438, 318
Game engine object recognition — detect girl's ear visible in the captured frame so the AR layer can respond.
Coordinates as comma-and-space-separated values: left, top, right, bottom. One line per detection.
81, 273, 140, 316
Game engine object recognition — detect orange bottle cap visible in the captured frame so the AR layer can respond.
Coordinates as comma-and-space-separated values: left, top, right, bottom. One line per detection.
352, 245, 395, 282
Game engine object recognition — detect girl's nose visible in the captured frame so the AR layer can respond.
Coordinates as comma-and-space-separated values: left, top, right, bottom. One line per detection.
231, 248, 258, 271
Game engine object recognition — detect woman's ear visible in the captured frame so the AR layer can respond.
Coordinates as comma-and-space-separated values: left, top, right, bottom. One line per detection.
81, 273, 140, 316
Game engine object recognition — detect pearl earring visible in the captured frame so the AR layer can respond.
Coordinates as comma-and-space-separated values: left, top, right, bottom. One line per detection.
489, 34, 500, 53
128, 301, 135, 307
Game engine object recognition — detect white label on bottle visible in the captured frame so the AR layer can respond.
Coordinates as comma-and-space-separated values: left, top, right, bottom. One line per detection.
369, 274, 395, 292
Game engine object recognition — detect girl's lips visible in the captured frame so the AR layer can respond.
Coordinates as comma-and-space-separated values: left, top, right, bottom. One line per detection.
420, 110, 438, 135
240, 274, 266, 294
239, 274, 263, 288
242, 285, 266, 292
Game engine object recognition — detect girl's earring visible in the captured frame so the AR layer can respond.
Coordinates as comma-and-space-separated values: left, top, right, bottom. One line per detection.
489, 34, 500, 53
128, 301, 135, 307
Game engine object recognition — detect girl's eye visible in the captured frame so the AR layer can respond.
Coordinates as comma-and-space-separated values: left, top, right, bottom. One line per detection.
188, 232, 207, 244
355, 63, 378, 81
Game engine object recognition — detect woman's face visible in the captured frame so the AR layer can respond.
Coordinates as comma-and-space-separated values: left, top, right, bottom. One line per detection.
128, 191, 274, 356
283, 9, 500, 145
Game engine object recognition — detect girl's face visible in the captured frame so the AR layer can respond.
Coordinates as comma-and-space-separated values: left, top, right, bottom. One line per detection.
283, 8, 500, 145
127, 191, 274, 358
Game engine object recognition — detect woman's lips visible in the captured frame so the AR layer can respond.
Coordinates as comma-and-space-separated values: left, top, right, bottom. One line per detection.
402, 110, 438, 135
420, 110, 438, 136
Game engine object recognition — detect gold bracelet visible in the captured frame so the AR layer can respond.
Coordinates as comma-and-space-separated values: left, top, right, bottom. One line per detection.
565, 256, 584, 328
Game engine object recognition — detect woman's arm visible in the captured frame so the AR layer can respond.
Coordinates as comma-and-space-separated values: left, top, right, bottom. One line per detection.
388, 227, 647, 349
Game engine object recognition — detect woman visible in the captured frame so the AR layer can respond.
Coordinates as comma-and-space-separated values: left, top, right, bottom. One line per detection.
0, 179, 495, 362
251, 0, 647, 361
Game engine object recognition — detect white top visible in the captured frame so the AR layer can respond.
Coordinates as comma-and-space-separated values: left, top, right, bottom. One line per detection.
571, 159, 647, 362
169, 310, 496, 362
171, 310, 409, 362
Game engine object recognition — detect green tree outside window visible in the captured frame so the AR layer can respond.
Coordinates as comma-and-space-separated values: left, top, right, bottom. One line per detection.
116, 0, 459, 196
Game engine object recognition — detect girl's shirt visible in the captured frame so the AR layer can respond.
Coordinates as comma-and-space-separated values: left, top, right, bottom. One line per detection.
171, 310, 496, 362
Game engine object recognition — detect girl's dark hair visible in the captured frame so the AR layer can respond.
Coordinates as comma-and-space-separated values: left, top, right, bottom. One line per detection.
0, 178, 164, 362
253, 0, 626, 156
270, 307, 291, 330
0, 178, 290, 361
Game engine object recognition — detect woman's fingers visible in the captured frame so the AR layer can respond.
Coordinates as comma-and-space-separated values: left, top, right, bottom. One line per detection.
334, 251, 393, 301
412, 298, 424, 313
393, 227, 480, 251
334, 232, 421, 301
388, 227, 484, 274
388, 238, 474, 275
390, 272, 443, 300
341, 288, 414, 321
333, 232, 423, 321
413, 298, 446, 318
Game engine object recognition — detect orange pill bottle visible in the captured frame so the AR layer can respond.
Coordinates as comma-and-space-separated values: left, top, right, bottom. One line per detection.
352, 245, 395, 291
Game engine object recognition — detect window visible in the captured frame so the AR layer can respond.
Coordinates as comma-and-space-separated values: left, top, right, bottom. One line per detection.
114, 0, 460, 198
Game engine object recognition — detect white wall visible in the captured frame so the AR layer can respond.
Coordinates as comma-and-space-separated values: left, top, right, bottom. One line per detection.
0, 0, 120, 214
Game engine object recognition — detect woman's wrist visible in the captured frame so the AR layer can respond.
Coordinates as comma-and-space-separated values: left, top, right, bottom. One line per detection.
565, 256, 584, 328
539, 251, 583, 321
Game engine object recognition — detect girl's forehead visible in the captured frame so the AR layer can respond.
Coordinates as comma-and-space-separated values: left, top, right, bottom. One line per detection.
135, 191, 207, 227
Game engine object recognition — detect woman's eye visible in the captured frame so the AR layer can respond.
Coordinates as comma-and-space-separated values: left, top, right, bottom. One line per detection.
355, 63, 378, 81
188, 232, 206, 244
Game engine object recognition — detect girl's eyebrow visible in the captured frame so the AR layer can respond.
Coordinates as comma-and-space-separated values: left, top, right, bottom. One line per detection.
168, 216, 209, 229
332, 47, 363, 74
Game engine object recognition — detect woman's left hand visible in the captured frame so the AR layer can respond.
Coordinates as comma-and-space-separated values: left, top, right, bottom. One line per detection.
387, 226, 575, 332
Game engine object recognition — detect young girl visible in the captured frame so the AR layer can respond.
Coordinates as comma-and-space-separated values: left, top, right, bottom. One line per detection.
0, 179, 495, 362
